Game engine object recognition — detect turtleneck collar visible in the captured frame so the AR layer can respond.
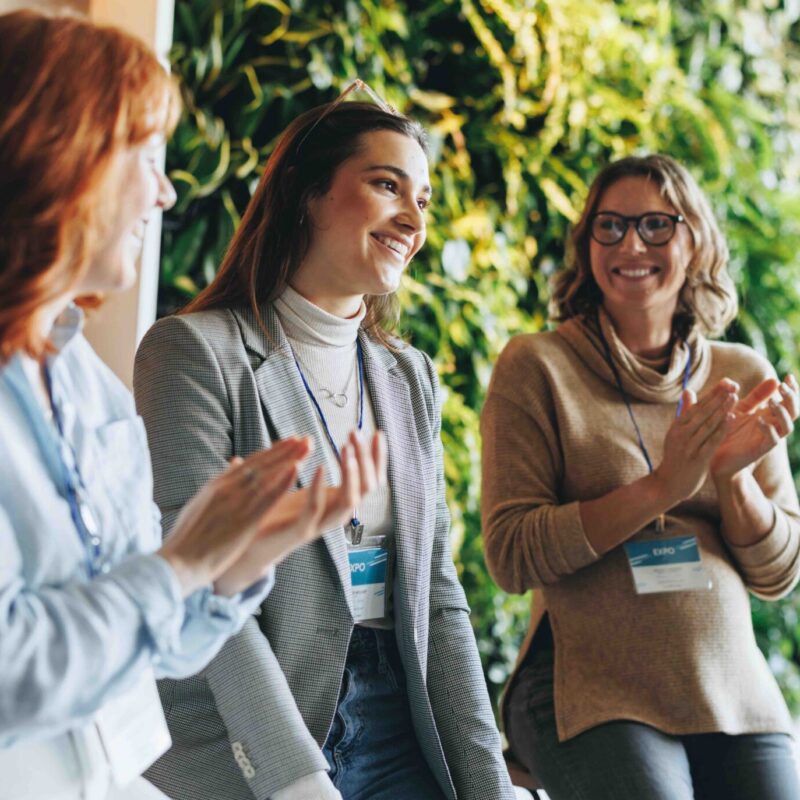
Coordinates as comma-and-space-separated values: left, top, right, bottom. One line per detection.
274, 285, 367, 348
556, 306, 711, 404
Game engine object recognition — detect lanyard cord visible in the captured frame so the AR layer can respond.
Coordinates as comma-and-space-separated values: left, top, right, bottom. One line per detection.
595, 319, 692, 476
292, 339, 364, 528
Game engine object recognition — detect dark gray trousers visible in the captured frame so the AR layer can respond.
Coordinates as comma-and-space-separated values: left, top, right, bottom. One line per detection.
507, 622, 800, 800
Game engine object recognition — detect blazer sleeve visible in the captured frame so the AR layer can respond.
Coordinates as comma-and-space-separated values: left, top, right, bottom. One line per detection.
419, 353, 516, 800
134, 315, 328, 798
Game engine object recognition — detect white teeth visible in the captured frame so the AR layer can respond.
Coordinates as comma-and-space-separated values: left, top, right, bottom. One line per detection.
374, 234, 409, 257
617, 268, 654, 278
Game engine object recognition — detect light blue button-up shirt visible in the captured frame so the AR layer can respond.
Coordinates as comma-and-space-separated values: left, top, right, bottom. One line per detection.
0, 306, 272, 748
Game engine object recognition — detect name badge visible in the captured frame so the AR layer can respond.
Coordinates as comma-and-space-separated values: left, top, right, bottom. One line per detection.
624, 535, 712, 594
348, 546, 388, 623
94, 666, 171, 787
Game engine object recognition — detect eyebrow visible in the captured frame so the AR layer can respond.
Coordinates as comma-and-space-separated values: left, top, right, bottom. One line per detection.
364, 164, 432, 196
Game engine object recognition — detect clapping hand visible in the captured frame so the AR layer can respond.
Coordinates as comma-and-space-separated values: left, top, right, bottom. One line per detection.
653, 379, 738, 505
212, 430, 388, 596
710, 374, 799, 480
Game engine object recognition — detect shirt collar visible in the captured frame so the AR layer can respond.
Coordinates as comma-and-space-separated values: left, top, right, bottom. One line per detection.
48, 303, 84, 354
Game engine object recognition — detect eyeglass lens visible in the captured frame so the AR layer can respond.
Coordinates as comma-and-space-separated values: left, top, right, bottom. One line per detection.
592, 213, 677, 245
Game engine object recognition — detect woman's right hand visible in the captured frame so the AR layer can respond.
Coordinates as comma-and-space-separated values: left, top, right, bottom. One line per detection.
212, 430, 388, 596
158, 437, 312, 597
652, 379, 738, 506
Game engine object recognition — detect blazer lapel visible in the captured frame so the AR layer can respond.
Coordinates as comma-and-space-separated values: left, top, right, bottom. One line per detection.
359, 331, 425, 624
233, 303, 353, 612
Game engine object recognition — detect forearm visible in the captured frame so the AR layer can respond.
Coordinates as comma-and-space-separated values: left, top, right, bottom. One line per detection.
714, 470, 775, 547
579, 472, 676, 554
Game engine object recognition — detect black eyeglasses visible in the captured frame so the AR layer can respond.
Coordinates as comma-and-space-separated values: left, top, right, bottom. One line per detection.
589, 212, 685, 246
294, 79, 398, 158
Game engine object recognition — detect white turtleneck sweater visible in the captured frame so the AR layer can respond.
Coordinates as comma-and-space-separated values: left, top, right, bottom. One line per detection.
274, 285, 395, 630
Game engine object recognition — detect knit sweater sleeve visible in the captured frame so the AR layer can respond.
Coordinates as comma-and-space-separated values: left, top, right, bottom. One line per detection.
725, 417, 800, 601
481, 335, 599, 593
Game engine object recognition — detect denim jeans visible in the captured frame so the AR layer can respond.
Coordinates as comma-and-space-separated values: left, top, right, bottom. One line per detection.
322, 626, 447, 800
507, 618, 800, 800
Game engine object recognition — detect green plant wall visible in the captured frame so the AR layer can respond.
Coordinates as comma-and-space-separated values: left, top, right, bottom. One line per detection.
163, 0, 800, 711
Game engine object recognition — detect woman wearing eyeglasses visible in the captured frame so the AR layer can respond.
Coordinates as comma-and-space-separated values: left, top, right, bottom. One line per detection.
134, 87, 515, 800
482, 154, 800, 799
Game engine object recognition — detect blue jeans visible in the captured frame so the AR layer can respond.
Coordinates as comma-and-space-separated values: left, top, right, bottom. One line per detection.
507, 618, 800, 800
322, 626, 447, 800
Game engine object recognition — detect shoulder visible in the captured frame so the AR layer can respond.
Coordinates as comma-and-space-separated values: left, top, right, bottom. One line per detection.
63, 334, 136, 418
489, 330, 570, 394
139, 309, 240, 353
708, 340, 777, 391
136, 309, 249, 378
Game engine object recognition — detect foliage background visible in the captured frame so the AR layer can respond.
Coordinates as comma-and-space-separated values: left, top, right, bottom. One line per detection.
162, 0, 800, 712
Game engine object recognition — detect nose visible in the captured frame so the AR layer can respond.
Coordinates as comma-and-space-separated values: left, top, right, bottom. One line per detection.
395, 193, 426, 237
619, 222, 647, 252
155, 169, 177, 211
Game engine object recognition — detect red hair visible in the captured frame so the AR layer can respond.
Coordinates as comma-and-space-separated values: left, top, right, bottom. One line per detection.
0, 10, 181, 362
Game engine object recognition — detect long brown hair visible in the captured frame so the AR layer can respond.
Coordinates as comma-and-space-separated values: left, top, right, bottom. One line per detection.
0, 10, 180, 362
550, 154, 737, 338
183, 102, 428, 348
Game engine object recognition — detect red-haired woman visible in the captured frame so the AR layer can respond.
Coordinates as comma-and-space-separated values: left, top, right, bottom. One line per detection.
0, 11, 381, 800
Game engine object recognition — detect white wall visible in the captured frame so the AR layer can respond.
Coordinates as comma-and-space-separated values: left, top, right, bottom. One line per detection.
83, 0, 175, 388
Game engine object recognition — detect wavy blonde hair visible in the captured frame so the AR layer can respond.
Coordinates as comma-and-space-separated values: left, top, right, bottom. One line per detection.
550, 154, 737, 338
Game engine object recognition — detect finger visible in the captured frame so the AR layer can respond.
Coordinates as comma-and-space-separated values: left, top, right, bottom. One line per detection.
758, 416, 782, 449
779, 379, 800, 421
305, 466, 327, 530
350, 431, 377, 496
697, 411, 734, 458
691, 404, 734, 454
241, 437, 311, 479
251, 462, 298, 509
682, 389, 736, 437
677, 389, 697, 422
681, 379, 737, 422
339, 443, 361, 514
768, 399, 794, 438
372, 431, 388, 485
735, 377, 779, 415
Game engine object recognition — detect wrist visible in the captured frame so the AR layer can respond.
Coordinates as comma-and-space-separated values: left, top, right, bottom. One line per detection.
712, 466, 751, 492
647, 469, 681, 512
158, 543, 207, 599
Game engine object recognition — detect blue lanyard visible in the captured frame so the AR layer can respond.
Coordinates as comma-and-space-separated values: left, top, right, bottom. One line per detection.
2, 357, 103, 577
291, 339, 364, 529
596, 320, 692, 475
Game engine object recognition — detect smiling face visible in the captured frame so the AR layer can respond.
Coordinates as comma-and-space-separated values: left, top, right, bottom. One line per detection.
77, 134, 176, 295
291, 129, 431, 317
590, 175, 694, 329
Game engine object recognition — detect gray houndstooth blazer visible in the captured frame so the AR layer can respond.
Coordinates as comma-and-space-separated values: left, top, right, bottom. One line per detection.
133, 303, 514, 800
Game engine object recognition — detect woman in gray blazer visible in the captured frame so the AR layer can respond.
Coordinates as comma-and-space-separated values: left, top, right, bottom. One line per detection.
134, 85, 515, 800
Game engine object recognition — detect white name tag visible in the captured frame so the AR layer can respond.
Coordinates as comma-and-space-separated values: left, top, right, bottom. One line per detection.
94, 666, 171, 787
349, 546, 388, 623
624, 535, 712, 594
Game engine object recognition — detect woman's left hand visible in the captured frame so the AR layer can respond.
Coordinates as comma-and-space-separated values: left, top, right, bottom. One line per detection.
710, 374, 799, 480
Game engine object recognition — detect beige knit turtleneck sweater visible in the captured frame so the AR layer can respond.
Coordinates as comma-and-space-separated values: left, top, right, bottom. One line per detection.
274, 286, 395, 629
481, 310, 800, 741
